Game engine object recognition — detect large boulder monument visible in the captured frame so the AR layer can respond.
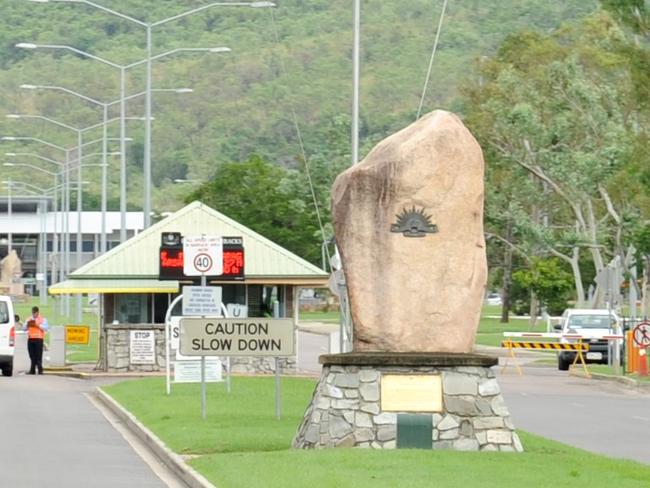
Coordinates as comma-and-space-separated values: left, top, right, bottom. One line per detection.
293, 111, 522, 452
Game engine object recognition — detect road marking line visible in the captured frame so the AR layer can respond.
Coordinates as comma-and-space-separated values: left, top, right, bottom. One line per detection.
632, 416, 649, 422
570, 402, 585, 408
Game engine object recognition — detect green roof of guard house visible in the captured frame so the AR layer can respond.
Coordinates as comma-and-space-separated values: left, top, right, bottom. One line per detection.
49, 201, 328, 294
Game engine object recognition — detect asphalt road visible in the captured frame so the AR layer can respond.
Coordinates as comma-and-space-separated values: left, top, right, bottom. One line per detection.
299, 327, 650, 464
497, 362, 650, 465
0, 374, 178, 488
2, 333, 648, 488
297, 330, 331, 373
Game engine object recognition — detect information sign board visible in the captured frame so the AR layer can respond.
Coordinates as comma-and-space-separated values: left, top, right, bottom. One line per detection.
65, 325, 90, 345
179, 318, 294, 357
130, 330, 156, 364
182, 286, 222, 316
381, 374, 443, 412
183, 236, 222, 277
174, 358, 222, 383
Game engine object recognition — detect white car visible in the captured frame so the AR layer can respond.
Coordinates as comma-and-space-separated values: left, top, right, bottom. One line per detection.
555, 308, 621, 371
485, 293, 502, 306
0, 295, 16, 376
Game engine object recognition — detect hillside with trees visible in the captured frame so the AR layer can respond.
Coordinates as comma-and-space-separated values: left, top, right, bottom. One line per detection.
4, 0, 649, 313
1, 0, 596, 211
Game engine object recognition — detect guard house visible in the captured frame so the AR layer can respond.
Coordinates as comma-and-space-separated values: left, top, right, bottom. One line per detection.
48, 201, 328, 371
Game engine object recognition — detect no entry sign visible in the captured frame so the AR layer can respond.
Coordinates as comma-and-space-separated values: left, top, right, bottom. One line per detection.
183, 236, 223, 276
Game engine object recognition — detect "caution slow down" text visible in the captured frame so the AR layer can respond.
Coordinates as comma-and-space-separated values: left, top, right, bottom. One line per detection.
178, 318, 295, 357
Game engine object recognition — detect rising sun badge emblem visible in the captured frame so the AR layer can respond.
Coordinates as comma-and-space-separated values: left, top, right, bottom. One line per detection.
390, 206, 438, 238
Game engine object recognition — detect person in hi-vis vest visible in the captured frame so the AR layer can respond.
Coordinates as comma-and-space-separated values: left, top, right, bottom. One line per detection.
24, 306, 49, 375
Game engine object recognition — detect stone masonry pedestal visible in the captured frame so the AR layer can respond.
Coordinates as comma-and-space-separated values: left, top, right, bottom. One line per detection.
292, 352, 523, 452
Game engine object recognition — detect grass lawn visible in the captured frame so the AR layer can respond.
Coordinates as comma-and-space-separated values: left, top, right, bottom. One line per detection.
299, 310, 341, 323
103, 377, 650, 488
13, 296, 99, 363
300, 306, 545, 348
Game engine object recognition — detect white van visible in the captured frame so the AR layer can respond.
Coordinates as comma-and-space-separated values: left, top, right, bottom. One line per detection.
0, 295, 16, 376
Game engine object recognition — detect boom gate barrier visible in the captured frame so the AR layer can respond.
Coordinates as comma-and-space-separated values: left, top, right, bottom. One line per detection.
500, 339, 590, 377
500, 332, 625, 378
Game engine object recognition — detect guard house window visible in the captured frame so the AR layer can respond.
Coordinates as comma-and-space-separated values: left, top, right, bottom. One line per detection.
247, 285, 283, 317
222, 284, 246, 307
115, 294, 149, 324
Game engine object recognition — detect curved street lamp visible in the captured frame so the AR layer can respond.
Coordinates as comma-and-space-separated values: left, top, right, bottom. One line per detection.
27, 0, 273, 230
19, 83, 193, 250
17, 41, 229, 231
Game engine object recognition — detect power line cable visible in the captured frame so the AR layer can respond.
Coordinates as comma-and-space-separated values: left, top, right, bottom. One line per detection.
268, 8, 331, 265
416, 0, 449, 120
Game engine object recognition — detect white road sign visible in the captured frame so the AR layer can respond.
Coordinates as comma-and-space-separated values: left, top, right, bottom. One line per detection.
183, 235, 223, 276
174, 358, 222, 383
179, 318, 295, 357
130, 330, 156, 365
182, 286, 222, 316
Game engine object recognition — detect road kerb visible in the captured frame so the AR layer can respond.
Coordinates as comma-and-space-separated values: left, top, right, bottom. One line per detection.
94, 387, 215, 488
569, 370, 650, 389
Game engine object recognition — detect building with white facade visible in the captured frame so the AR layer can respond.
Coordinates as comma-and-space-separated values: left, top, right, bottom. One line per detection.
0, 196, 143, 295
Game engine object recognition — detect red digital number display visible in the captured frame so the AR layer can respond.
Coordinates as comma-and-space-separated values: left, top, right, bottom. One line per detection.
223, 250, 244, 275
160, 249, 184, 268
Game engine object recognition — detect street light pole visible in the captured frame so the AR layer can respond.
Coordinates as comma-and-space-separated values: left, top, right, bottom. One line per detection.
7, 178, 11, 254
352, 0, 360, 167
3, 162, 60, 296
18, 43, 217, 242
6, 112, 84, 320
144, 25, 152, 228
101, 104, 108, 252
1, 136, 71, 313
29, 0, 273, 229
120, 67, 127, 243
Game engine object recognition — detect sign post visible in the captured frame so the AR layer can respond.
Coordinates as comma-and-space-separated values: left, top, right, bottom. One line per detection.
633, 321, 650, 377
200, 276, 207, 420
65, 325, 90, 345
183, 235, 223, 419
165, 294, 184, 395
179, 317, 295, 419
273, 305, 281, 420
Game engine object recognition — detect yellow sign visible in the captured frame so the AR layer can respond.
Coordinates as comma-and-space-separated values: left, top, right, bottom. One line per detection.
65, 325, 90, 345
380, 374, 443, 413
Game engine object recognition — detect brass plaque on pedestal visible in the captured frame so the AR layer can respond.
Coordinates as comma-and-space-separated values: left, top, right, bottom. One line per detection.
380, 374, 443, 412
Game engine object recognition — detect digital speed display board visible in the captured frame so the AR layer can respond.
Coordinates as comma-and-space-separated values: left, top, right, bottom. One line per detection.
159, 233, 244, 281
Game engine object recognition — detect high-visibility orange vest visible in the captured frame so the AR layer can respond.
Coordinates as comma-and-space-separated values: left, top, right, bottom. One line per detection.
27, 316, 45, 340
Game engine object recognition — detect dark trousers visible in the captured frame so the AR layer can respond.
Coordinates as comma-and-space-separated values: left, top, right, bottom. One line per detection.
27, 338, 44, 374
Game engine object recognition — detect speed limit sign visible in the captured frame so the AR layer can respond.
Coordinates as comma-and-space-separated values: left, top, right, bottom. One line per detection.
183, 236, 223, 276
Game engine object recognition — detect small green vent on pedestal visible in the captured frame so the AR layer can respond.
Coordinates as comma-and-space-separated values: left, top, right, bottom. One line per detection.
396, 414, 433, 449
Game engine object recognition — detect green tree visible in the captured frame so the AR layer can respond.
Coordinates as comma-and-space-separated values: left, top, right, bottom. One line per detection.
187, 155, 323, 265
512, 258, 574, 317
463, 12, 648, 306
